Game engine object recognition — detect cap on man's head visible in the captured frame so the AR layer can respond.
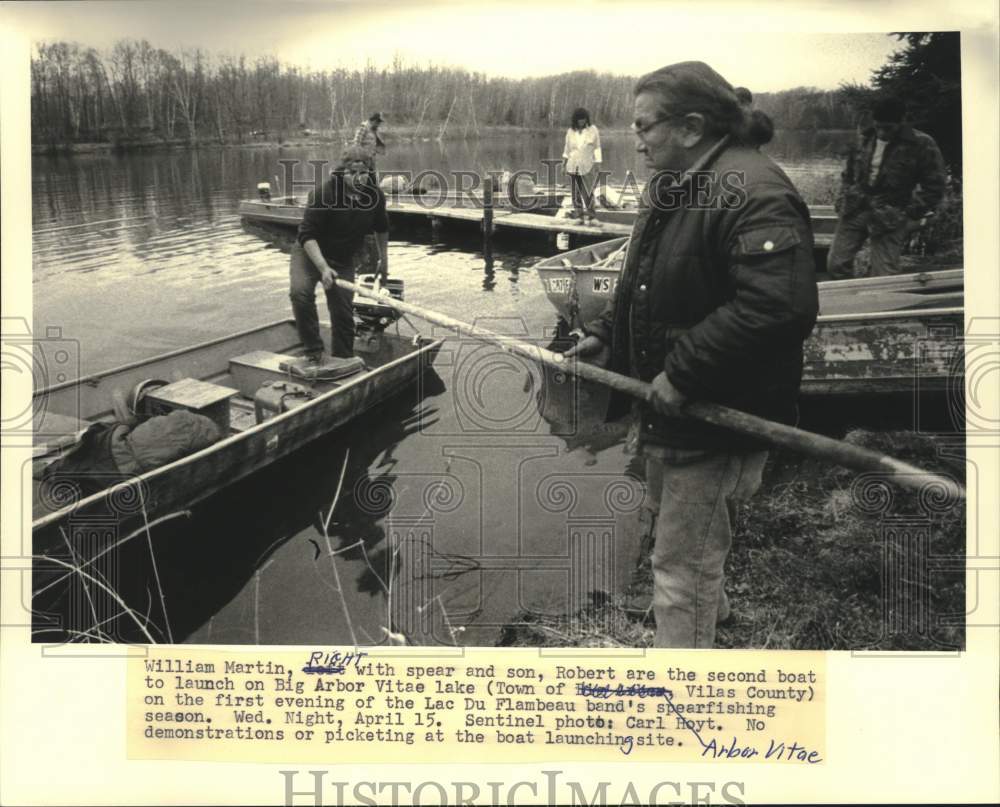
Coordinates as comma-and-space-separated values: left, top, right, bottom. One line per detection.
871, 97, 905, 123
368, 112, 384, 124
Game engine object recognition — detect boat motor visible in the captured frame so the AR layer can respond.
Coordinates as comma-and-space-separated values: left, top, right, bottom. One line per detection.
353, 274, 405, 353
353, 274, 404, 330
257, 181, 272, 201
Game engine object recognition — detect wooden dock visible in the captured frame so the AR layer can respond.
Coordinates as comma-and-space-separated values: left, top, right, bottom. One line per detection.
391, 199, 635, 238
240, 196, 834, 248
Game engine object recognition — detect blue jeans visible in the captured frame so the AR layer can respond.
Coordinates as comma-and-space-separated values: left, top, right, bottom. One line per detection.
644, 447, 768, 648
289, 242, 355, 358
827, 208, 910, 278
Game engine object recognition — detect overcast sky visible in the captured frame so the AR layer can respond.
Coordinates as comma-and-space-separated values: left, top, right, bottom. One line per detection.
0, 0, 923, 92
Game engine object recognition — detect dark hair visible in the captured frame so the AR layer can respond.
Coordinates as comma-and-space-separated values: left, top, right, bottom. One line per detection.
334, 144, 375, 172
368, 111, 384, 124
570, 107, 591, 129
745, 110, 774, 146
732, 86, 772, 145
870, 97, 905, 123
634, 61, 743, 138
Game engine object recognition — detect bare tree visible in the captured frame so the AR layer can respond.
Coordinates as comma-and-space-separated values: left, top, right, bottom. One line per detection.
166, 48, 205, 142
31, 36, 867, 146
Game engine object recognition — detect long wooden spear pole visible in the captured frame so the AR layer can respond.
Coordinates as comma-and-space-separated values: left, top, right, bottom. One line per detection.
340, 279, 965, 501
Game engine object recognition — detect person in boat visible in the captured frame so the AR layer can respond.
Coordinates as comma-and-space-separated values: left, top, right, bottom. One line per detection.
564, 61, 818, 649
733, 86, 774, 148
290, 144, 389, 360
562, 107, 603, 226
353, 112, 386, 169
827, 96, 946, 278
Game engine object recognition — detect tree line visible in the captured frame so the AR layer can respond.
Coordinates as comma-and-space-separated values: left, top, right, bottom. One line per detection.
840, 33, 961, 168
31, 34, 960, 166
31, 39, 868, 147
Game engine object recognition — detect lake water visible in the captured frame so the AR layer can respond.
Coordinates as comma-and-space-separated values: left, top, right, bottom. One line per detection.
31, 130, 851, 646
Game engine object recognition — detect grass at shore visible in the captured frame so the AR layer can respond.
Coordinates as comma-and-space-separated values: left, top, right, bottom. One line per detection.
501, 429, 966, 651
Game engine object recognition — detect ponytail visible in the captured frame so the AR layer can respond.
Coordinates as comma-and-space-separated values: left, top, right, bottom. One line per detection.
736, 109, 774, 147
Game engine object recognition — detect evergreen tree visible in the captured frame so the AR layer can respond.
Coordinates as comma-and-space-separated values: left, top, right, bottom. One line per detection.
872, 33, 963, 167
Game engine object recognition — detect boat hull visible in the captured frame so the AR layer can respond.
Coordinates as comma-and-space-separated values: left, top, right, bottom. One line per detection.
534, 237, 963, 325
801, 307, 964, 396
32, 321, 443, 535
533, 239, 963, 397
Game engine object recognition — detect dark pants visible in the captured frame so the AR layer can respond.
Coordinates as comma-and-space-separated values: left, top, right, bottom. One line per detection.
289, 242, 355, 358
827, 209, 910, 278
569, 170, 596, 217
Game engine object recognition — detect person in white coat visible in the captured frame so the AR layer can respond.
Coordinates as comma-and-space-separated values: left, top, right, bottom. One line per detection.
562, 107, 602, 225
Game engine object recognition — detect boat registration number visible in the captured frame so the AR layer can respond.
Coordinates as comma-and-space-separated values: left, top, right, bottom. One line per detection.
543, 277, 572, 295
592, 277, 618, 295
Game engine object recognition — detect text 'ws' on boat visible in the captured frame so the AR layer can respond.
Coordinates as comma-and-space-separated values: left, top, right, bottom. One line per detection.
536, 236, 963, 323
534, 237, 964, 398
30, 276, 443, 538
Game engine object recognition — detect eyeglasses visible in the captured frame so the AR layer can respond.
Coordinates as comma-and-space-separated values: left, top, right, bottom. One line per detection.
630, 115, 674, 139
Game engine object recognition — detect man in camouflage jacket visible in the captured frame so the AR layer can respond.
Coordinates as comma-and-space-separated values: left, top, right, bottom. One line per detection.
828, 97, 946, 278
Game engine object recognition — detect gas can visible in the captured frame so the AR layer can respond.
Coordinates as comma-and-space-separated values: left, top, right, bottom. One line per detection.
253, 380, 315, 424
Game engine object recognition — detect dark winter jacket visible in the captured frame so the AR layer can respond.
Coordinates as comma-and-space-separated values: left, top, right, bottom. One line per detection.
585, 137, 819, 450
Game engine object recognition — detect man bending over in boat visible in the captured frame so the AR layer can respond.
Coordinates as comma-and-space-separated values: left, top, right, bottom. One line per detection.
290, 145, 389, 360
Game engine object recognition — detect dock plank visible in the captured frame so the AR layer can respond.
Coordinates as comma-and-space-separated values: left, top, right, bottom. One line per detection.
496, 213, 632, 237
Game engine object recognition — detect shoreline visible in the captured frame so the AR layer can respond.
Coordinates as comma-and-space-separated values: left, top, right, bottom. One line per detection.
32, 125, 859, 156
31, 125, 561, 156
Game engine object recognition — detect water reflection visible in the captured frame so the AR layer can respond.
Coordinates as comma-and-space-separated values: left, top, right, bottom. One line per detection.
33, 368, 448, 645
482, 263, 496, 292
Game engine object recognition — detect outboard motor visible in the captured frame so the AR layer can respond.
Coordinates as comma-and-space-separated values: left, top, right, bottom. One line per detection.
257, 181, 271, 201
353, 274, 405, 353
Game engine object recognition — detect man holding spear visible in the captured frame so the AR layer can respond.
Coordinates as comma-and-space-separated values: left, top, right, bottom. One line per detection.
333, 65, 960, 649
565, 62, 820, 648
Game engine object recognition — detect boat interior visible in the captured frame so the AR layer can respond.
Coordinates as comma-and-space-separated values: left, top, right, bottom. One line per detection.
31, 287, 416, 480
